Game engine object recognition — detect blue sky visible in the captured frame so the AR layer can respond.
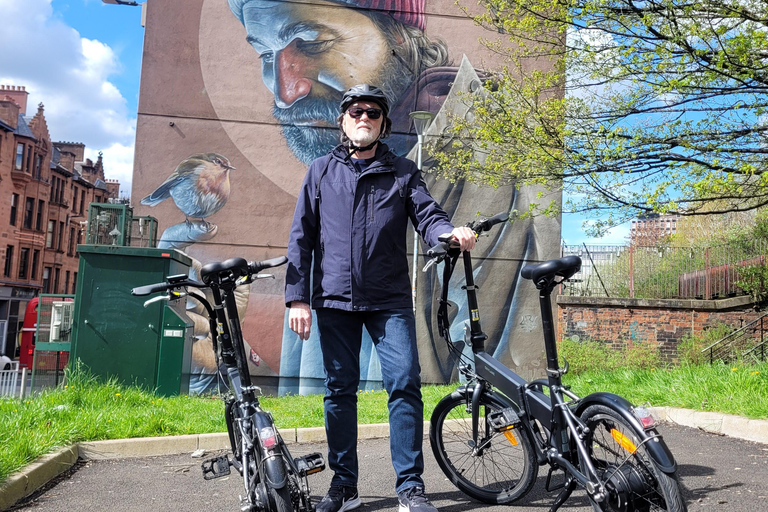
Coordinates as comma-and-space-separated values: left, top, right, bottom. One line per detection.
0, 0, 629, 245
0, 0, 144, 198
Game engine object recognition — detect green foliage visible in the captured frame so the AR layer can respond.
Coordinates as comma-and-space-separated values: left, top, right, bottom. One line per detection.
428, 0, 768, 235
736, 264, 768, 305
558, 337, 660, 374
677, 323, 735, 365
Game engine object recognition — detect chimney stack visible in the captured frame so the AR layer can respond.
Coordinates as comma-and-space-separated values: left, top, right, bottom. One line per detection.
0, 85, 29, 115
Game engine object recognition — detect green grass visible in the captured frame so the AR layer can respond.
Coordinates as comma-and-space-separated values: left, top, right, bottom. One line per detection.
3, 361, 768, 486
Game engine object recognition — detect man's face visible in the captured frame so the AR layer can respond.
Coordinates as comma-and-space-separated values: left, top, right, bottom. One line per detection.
241, 0, 396, 162
343, 101, 385, 148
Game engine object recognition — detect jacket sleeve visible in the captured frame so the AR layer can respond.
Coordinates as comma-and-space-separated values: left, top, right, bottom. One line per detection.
406, 167, 455, 247
285, 163, 320, 307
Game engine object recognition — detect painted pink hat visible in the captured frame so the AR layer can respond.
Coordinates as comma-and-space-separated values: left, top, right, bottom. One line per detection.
229, 0, 426, 32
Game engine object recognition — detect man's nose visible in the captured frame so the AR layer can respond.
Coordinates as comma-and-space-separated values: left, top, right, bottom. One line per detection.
274, 40, 314, 108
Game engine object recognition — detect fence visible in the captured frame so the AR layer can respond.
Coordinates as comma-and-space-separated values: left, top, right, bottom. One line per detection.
1, 360, 19, 397
562, 241, 768, 299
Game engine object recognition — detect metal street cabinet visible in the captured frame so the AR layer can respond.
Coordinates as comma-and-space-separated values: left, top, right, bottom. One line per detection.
70, 245, 193, 396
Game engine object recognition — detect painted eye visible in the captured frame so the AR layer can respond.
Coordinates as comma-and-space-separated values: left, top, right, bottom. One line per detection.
259, 51, 274, 64
296, 39, 335, 56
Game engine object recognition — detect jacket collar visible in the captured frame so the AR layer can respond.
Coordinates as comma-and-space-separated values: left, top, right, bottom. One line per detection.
330, 143, 395, 172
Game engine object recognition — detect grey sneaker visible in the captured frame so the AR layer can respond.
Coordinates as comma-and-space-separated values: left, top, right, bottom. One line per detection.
316, 485, 361, 512
397, 486, 438, 512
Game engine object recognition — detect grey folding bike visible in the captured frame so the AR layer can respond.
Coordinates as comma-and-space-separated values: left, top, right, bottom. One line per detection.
133, 256, 325, 512
426, 213, 687, 512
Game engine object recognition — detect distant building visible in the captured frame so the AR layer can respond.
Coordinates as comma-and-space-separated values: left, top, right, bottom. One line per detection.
630, 213, 681, 246
0, 84, 120, 361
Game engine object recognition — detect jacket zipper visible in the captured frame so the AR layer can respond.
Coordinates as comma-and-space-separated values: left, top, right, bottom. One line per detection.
369, 185, 375, 224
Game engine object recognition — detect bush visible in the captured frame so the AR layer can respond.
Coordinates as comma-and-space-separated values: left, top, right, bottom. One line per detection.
678, 323, 735, 365
558, 337, 660, 374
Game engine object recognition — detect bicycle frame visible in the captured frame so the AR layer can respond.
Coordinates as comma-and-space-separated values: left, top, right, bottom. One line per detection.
132, 257, 323, 512
436, 241, 678, 509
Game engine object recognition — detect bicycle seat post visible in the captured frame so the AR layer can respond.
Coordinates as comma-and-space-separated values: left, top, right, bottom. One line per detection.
537, 283, 563, 390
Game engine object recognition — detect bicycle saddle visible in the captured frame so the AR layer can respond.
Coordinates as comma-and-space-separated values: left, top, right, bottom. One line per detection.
521, 255, 581, 288
201, 257, 249, 284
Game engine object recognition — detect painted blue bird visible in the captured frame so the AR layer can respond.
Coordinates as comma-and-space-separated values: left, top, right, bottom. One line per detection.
141, 153, 234, 224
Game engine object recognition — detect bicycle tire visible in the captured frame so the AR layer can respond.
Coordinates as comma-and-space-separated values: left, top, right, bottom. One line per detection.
429, 389, 538, 504
267, 484, 293, 512
579, 404, 687, 512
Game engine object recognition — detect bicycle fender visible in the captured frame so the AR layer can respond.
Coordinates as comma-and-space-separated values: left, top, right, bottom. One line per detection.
575, 392, 677, 474
251, 412, 288, 489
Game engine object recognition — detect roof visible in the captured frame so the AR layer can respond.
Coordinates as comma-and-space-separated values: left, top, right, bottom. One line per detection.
0, 118, 13, 132
14, 114, 36, 140
93, 179, 108, 191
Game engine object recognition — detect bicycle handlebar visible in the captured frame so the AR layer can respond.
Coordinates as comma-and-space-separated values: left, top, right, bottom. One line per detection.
424, 211, 509, 270
131, 255, 288, 297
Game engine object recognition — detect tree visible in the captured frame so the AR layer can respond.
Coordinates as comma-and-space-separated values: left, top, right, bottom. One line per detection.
428, 0, 768, 235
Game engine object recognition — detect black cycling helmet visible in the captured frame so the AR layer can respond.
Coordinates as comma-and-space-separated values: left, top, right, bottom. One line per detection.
339, 84, 389, 117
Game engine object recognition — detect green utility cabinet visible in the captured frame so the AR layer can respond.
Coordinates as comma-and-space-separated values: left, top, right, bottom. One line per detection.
70, 245, 194, 396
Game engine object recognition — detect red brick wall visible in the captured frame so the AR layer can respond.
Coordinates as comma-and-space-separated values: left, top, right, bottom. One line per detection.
557, 295, 763, 362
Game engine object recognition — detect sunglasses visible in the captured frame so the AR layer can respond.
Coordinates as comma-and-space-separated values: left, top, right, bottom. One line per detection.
346, 107, 383, 120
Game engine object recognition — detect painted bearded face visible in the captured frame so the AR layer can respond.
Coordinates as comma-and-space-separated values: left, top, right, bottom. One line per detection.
239, 0, 413, 163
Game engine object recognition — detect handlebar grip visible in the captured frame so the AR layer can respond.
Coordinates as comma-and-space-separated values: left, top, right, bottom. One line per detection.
132, 282, 170, 296
474, 211, 509, 234
248, 255, 288, 275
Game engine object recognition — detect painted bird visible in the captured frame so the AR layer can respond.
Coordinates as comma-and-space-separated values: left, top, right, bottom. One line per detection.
141, 153, 234, 224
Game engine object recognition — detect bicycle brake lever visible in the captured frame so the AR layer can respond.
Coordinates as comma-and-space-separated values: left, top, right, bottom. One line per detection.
422, 259, 438, 272
144, 295, 170, 308
254, 274, 275, 280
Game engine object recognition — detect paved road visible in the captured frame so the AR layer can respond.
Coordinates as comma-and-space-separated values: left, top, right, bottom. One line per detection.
12, 423, 768, 511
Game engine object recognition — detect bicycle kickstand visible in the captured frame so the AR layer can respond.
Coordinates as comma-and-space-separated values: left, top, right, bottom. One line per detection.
548, 474, 576, 512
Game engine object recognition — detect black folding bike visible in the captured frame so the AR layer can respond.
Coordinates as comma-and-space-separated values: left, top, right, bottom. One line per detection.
425, 213, 687, 512
133, 256, 325, 512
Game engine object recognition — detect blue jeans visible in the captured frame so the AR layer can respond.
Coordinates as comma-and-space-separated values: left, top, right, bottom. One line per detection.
316, 307, 424, 494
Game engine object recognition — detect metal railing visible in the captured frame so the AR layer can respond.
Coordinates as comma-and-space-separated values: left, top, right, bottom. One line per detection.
0, 361, 20, 397
562, 241, 768, 299
702, 314, 768, 364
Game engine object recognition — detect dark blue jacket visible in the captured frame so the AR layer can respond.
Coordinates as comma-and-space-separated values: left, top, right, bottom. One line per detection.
285, 144, 455, 311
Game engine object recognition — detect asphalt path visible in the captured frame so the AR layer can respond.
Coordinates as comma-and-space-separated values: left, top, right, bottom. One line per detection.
11, 423, 768, 511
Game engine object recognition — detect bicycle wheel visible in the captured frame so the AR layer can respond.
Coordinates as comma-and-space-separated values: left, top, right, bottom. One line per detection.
579, 404, 687, 512
267, 484, 293, 512
430, 389, 538, 504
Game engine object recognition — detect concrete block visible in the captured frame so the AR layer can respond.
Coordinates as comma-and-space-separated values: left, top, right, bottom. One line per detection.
279, 427, 297, 445
691, 411, 725, 434
197, 433, 230, 451
296, 426, 327, 443
665, 407, 698, 428
78, 434, 199, 459
358, 423, 390, 439
648, 406, 668, 422
0, 445, 78, 511
721, 414, 753, 441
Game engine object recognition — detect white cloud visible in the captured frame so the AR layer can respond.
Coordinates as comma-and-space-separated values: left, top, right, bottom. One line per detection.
0, 0, 136, 193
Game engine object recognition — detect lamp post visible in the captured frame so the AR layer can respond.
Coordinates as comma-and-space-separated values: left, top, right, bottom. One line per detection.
102, 0, 140, 5
409, 110, 435, 312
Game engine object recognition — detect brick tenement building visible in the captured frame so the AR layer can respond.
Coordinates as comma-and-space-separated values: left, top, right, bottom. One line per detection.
0, 85, 120, 360
557, 295, 762, 363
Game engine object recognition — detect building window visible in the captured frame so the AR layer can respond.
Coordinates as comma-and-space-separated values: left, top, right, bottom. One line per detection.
72, 272, 78, 293
65, 271, 70, 294
4, 245, 14, 278
26, 146, 32, 173
72, 186, 78, 212
10, 193, 18, 226
31, 249, 39, 280
36, 200, 44, 231
80, 190, 85, 214
18, 248, 29, 279
23, 197, 34, 229
46, 220, 55, 248
42, 267, 51, 293
68, 227, 75, 256
53, 268, 60, 294
35, 154, 42, 179
58, 222, 64, 251
15, 143, 23, 170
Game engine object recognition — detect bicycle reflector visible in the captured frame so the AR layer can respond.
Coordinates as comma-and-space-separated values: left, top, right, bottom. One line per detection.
503, 429, 519, 446
259, 427, 277, 449
633, 406, 656, 429
610, 429, 638, 454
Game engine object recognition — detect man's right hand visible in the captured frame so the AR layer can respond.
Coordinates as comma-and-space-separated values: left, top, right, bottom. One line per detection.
288, 301, 312, 340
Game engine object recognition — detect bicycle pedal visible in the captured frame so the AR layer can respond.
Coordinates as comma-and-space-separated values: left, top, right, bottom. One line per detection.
201, 455, 232, 480
294, 452, 325, 477
488, 407, 521, 431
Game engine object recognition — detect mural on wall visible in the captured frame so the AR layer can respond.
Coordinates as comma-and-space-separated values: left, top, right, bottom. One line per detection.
132, 0, 562, 395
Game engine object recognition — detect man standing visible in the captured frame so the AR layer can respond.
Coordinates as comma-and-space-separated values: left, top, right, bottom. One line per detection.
285, 84, 475, 512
